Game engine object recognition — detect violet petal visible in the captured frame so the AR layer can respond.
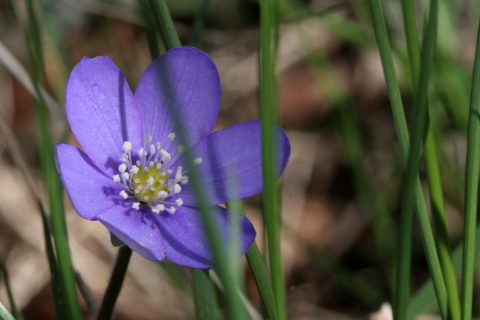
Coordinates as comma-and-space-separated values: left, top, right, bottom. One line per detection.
66, 56, 143, 175
56, 144, 121, 220
135, 47, 220, 149
180, 120, 290, 205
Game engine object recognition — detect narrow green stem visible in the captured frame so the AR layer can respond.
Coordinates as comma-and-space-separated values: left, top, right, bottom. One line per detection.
461, 20, 480, 320
259, 0, 286, 319
0, 265, 22, 320
96, 246, 132, 320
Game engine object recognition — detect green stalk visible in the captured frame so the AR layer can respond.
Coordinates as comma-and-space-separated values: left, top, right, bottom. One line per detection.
259, 0, 286, 319
23, 1, 81, 319
461, 20, 480, 320
367, 0, 448, 318
400, 1, 460, 319
96, 246, 132, 320
148, 2, 246, 319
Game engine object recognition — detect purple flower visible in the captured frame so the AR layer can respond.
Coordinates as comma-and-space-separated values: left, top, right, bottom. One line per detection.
56, 47, 290, 268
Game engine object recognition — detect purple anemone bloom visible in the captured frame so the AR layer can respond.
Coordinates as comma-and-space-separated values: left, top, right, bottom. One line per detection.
56, 47, 290, 268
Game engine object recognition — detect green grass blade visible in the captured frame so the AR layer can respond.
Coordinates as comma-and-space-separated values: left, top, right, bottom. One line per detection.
192, 270, 220, 320
259, 1, 286, 319
400, 0, 460, 319
367, 0, 449, 318
147, 2, 247, 319
148, 0, 180, 50
0, 264, 23, 320
246, 243, 279, 320
461, 20, 480, 320
409, 226, 480, 319
23, 1, 82, 319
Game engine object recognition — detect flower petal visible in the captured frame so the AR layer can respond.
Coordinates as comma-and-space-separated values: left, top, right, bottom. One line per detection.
96, 205, 255, 268
97, 206, 166, 261
159, 206, 256, 268
180, 120, 290, 205
56, 144, 121, 220
66, 56, 143, 175
135, 47, 220, 148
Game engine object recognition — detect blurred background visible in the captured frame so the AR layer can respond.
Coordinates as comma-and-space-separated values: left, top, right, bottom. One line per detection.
0, 0, 479, 319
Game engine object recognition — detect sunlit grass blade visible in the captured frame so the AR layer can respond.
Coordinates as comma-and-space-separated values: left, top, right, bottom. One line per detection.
367, 0, 449, 318
22, 0, 82, 319
192, 270, 220, 320
400, 0, 460, 319
0, 301, 15, 320
147, 2, 247, 319
0, 263, 22, 320
460, 20, 480, 320
259, 0, 286, 319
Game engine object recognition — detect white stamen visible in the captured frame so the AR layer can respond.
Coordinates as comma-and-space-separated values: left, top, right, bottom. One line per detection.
175, 198, 183, 207
157, 191, 168, 198
119, 190, 128, 199
119, 163, 127, 173
149, 144, 156, 155
122, 172, 130, 180
131, 165, 139, 174
166, 206, 176, 214
122, 141, 132, 152
194, 157, 203, 165
113, 174, 121, 183
167, 133, 176, 141
175, 166, 183, 181
160, 149, 171, 161
132, 202, 140, 210
173, 184, 181, 194
180, 176, 189, 185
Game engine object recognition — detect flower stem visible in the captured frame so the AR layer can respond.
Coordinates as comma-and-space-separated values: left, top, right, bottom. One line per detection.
96, 246, 132, 320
